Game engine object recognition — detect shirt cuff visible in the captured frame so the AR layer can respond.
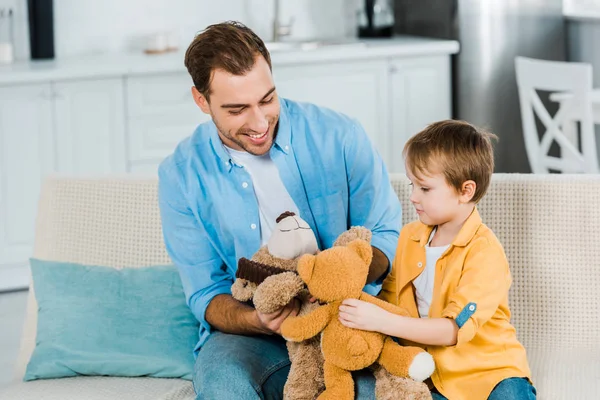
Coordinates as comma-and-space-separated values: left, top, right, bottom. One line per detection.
189, 281, 232, 349
442, 302, 478, 345
363, 281, 383, 296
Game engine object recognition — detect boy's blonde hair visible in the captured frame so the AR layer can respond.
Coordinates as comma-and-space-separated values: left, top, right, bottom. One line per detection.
403, 120, 497, 203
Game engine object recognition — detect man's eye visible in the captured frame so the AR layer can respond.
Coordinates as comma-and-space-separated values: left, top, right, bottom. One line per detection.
229, 109, 243, 115
261, 97, 274, 105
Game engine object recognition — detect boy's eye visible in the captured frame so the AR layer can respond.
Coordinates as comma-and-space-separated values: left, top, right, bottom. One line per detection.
421, 187, 430, 192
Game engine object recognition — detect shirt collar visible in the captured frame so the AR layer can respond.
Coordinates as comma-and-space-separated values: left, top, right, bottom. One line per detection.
273, 97, 291, 155
207, 98, 292, 173
207, 122, 234, 172
410, 207, 483, 248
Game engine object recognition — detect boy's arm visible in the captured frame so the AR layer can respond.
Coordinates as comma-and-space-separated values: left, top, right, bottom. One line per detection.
359, 292, 410, 317
440, 236, 511, 346
281, 303, 335, 342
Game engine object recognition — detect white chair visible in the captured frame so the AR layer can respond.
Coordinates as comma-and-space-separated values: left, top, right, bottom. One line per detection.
515, 56, 599, 173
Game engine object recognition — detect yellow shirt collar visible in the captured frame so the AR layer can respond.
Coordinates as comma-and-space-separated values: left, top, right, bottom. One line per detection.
409, 207, 483, 248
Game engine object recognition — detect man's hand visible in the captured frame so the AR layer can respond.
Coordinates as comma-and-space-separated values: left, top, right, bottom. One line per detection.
338, 298, 390, 333
256, 297, 301, 334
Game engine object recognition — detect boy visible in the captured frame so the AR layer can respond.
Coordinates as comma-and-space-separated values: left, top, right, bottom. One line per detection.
338, 120, 536, 399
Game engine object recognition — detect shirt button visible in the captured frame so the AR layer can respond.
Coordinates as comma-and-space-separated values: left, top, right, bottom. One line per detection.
285, 145, 289, 151
469, 304, 475, 311
417, 262, 423, 268
242, 182, 248, 188
225, 161, 230, 167
251, 224, 257, 230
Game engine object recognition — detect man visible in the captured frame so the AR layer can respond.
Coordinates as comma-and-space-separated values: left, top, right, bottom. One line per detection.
158, 21, 402, 399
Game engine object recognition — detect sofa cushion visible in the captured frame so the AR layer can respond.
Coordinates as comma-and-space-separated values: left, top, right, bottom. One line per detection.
0, 376, 194, 400
527, 347, 600, 400
24, 259, 198, 381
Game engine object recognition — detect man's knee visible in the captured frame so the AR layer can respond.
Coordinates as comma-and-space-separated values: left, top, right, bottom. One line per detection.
194, 358, 261, 400
193, 332, 290, 400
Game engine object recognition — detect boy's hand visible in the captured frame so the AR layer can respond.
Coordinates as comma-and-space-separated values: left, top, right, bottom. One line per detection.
338, 298, 390, 333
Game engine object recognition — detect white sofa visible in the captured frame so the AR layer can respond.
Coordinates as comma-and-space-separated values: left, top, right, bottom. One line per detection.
1, 173, 599, 400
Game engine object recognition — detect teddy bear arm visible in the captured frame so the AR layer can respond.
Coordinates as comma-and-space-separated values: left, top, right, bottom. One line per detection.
359, 292, 411, 317
253, 272, 304, 314
281, 303, 335, 342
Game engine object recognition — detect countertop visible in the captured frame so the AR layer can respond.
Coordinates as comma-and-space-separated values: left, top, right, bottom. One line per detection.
0, 36, 459, 86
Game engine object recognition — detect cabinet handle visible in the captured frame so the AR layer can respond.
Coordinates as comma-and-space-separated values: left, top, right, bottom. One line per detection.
389, 65, 398, 74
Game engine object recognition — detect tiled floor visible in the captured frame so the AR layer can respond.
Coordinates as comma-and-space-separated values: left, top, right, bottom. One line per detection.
0, 290, 28, 389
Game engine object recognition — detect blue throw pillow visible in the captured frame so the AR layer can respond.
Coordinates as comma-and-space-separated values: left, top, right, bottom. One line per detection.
25, 259, 199, 381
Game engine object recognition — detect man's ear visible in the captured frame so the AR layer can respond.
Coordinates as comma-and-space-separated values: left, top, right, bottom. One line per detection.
460, 180, 476, 203
192, 86, 211, 115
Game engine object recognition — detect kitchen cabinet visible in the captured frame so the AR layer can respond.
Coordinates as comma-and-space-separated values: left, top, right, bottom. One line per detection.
0, 38, 457, 290
389, 56, 452, 172
0, 84, 54, 291
54, 78, 128, 174
275, 60, 390, 159
0, 79, 127, 290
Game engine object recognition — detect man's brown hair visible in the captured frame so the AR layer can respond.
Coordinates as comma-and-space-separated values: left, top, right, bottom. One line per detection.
184, 21, 272, 101
403, 120, 497, 203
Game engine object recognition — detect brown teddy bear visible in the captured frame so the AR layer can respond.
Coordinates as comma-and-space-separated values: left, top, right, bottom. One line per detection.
231, 212, 376, 400
280, 239, 435, 400
232, 211, 323, 400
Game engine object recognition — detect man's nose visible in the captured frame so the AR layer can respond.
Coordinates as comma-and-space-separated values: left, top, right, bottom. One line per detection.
248, 107, 268, 133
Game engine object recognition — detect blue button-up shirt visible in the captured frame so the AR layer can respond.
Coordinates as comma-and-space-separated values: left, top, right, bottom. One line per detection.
158, 98, 402, 354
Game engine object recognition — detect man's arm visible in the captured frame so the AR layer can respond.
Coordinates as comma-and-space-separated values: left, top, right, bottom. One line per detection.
206, 294, 300, 335
158, 160, 299, 337
366, 246, 389, 284
345, 121, 402, 294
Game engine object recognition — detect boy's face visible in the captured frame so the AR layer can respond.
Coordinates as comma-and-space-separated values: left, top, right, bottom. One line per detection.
406, 165, 465, 227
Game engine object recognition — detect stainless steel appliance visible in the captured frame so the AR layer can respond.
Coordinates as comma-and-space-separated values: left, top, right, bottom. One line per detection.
394, 0, 566, 172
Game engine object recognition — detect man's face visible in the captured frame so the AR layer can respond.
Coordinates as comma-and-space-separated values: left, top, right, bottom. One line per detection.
193, 55, 280, 156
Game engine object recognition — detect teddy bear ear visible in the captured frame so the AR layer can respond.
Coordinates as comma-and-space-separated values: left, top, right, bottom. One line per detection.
297, 254, 316, 284
347, 239, 373, 266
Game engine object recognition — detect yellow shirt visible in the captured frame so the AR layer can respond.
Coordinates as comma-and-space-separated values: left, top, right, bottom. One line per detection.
380, 208, 531, 400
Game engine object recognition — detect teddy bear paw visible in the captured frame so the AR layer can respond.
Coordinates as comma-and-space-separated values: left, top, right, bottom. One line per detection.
407, 352, 435, 382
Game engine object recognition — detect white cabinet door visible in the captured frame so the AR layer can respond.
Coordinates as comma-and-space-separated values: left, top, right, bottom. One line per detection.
389, 56, 452, 173
274, 60, 391, 166
53, 78, 127, 174
0, 84, 55, 291
126, 74, 210, 167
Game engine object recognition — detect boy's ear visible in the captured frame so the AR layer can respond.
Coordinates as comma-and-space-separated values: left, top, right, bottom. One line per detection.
460, 180, 476, 203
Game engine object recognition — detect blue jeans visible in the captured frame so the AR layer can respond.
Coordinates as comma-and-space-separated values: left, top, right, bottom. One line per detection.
193, 331, 376, 400
431, 377, 536, 400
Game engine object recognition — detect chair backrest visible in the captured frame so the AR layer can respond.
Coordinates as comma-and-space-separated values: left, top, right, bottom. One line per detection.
392, 173, 600, 351
515, 56, 598, 173
16, 174, 600, 379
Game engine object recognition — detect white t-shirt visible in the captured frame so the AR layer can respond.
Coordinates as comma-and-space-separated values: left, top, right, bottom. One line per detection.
225, 146, 300, 245
413, 228, 450, 318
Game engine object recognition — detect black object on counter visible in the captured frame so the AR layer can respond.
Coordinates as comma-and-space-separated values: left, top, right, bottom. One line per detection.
28, 0, 54, 59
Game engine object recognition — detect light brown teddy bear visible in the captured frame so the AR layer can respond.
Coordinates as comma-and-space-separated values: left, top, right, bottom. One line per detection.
280, 239, 435, 400
231, 212, 374, 400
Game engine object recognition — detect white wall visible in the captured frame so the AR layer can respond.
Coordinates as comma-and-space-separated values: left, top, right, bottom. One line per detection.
7, 0, 358, 60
